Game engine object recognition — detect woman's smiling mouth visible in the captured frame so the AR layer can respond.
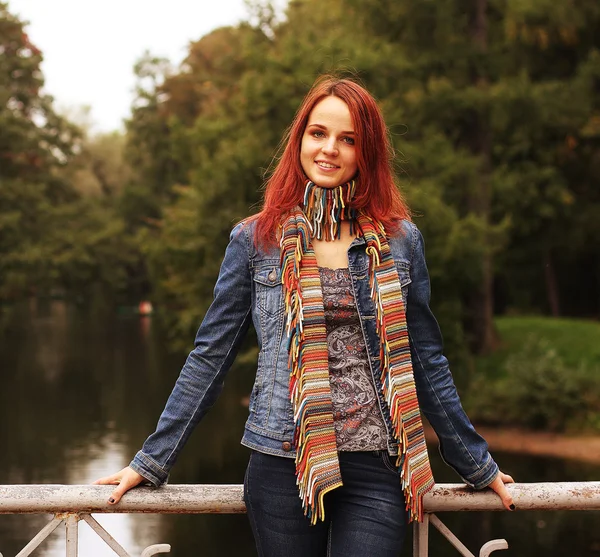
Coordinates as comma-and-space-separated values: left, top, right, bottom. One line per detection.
316, 160, 339, 169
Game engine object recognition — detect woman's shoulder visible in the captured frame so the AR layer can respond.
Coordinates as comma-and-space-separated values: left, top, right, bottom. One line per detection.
398, 218, 419, 236
232, 217, 255, 235
231, 219, 280, 262
388, 219, 419, 260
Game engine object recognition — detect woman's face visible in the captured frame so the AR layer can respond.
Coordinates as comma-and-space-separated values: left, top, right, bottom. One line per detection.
300, 96, 358, 189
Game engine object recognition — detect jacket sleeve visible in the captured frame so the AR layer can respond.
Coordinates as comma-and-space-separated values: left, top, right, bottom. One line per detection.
130, 223, 253, 486
406, 223, 499, 489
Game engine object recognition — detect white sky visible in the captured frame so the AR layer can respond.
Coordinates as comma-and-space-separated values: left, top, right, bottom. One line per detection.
8, 0, 260, 132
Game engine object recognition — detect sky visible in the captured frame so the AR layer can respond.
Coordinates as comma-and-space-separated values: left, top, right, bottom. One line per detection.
8, 0, 259, 132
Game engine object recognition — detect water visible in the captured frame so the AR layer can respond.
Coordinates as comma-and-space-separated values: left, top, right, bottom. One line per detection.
1, 301, 599, 556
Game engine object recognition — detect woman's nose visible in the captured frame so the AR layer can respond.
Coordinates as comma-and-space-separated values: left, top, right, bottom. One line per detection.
321, 138, 338, 156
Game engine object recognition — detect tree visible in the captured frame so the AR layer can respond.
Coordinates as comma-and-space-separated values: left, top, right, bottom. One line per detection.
0, 2, 79, 299
0, 3, 148, 306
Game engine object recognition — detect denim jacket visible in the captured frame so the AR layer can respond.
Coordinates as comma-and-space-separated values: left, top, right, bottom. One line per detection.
130, 219, 499, 490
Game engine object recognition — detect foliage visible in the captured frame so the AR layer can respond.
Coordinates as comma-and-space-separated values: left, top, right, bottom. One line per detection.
0, 3, 146, 305
69, 132, 131, 198
0, 2, 80, 299
466, 317, 600, 431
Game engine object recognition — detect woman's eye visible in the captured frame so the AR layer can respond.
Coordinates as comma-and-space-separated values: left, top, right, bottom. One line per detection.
312, 130, 325, 138
342, 136, 355, 145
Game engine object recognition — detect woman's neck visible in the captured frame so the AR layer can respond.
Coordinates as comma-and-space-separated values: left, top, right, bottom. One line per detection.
311, 221, 356, 269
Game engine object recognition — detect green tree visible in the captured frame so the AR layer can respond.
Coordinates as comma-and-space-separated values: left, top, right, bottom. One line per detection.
50, 126, 146, 305
0, 2, 79, 299
119, 53, 178, 228
1, 3, 147, 306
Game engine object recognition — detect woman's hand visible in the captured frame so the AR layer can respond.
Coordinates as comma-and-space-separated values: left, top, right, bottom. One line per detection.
93, 466, 145, 505
487, 470, 515, 511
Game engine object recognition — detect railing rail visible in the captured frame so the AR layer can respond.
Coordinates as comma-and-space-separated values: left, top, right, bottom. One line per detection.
3, 482, 600, 513
2, 482, 600, 557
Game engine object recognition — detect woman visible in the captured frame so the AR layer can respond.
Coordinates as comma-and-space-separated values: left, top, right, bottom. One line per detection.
95, 76, 514, 556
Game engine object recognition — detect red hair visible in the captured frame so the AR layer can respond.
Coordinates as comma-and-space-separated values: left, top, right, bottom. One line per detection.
251, 76, 411, 246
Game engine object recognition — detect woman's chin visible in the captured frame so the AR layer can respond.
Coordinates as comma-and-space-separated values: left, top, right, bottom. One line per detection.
308, 176, 345, 189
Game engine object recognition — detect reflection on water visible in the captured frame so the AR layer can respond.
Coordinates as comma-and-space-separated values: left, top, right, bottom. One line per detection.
0, 300, 256, 556
1, 301, 599, 556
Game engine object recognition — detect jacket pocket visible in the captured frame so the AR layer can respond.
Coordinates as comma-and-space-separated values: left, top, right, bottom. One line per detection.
253, 266, 284, 318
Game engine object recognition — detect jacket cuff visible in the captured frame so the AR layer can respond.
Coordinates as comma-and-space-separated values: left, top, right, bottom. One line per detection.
460, 453, 499, 490
130, 451, 169, 487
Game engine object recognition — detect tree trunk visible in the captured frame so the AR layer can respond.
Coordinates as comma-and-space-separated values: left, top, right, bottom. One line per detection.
467, 0, 498, 354
543, 248, 561, 316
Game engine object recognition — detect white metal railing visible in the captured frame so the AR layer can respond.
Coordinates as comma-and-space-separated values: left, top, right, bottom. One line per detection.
1, 482, 599, 557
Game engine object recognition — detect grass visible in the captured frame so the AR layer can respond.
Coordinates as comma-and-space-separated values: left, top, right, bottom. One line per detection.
475, 316, 600, 379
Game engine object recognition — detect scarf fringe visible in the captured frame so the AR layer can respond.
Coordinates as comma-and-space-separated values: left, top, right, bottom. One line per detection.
302, 181, 357, 241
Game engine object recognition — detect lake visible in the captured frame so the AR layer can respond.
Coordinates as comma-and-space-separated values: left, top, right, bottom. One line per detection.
1, 301, 599, 556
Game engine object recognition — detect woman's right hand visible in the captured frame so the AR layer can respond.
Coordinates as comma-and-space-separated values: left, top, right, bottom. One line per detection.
93, 466, 146, 504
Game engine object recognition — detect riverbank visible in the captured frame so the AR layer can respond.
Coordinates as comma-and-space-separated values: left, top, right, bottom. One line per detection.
425, 424, 600, 465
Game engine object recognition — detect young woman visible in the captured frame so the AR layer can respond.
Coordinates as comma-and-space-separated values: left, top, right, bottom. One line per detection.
95, 76, 514, 556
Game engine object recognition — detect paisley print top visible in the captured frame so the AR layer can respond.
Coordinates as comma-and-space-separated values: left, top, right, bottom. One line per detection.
319, 266, 388, 452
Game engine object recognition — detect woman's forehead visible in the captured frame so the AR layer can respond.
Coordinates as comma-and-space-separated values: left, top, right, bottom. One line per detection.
307, 96, 354, 130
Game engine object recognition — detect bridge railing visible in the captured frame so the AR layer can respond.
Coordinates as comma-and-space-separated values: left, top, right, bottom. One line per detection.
1, 482, 600, 557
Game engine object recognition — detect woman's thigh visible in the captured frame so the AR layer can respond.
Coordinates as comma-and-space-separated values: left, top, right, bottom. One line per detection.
327, 451, 408, 557
244, 450, 329, 557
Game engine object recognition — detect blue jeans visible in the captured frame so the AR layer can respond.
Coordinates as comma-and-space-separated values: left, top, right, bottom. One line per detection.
244, 450, 408, 557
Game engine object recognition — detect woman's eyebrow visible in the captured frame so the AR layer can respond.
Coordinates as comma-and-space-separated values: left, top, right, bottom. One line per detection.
307, 123, 355, 135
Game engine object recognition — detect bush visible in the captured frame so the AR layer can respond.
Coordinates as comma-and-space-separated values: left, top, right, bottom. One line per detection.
466, 336, 600, 432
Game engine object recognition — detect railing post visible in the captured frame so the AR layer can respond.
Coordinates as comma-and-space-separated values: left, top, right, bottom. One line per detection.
65, 514, 79, 557
413, 513, 429, 557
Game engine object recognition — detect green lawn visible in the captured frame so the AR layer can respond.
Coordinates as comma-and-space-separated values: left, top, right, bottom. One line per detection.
475, 316, 600, 378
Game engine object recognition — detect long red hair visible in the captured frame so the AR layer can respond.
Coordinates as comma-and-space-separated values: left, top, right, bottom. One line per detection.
251, 76, 411, 246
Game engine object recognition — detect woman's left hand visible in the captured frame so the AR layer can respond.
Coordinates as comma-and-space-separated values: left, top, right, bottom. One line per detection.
487, 470, 515, 511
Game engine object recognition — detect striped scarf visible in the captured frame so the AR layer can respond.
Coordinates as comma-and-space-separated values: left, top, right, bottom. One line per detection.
279, 181, 434, 524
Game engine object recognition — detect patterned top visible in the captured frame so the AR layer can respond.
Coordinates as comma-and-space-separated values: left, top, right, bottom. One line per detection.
319, 266, 389, 452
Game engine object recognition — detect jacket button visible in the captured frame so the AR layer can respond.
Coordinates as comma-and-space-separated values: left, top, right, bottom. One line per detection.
282, 441, 292, 452
268, 270, 277, 282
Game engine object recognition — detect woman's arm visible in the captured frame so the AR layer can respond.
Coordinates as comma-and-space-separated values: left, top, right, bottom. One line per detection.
110, 224, 253, 494
406, 224, 515, 510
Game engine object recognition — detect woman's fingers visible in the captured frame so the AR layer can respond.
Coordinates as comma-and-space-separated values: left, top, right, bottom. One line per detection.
107, 475, 138, 505
93, 467, 145, 504
501, 472, 515, 484
92, 472, 122, 486
488, 470, 515, 511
